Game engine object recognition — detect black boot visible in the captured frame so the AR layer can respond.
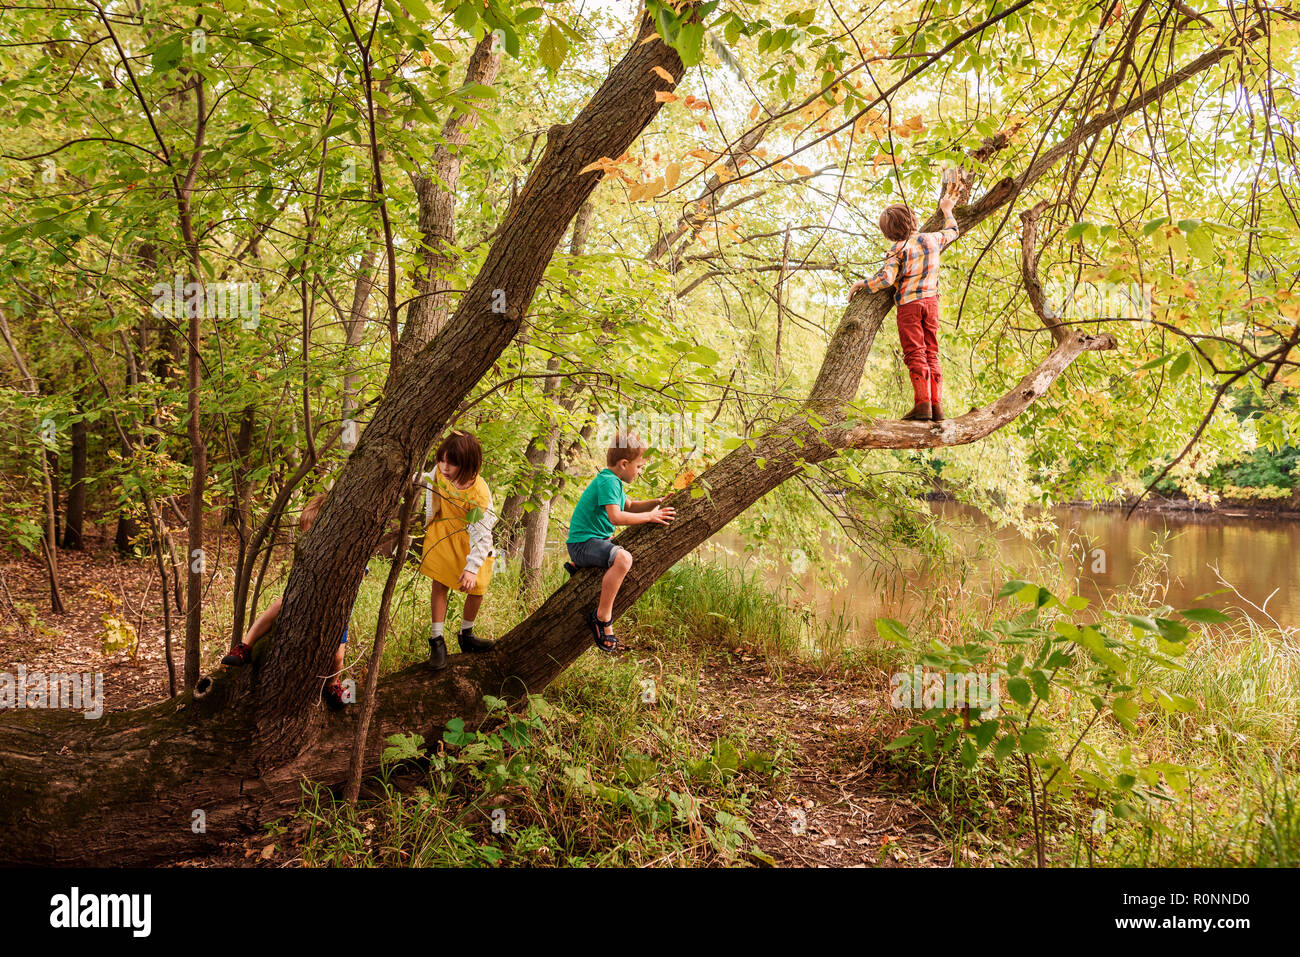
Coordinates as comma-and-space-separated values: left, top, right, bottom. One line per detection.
458, 626, 494, 653
428, 635, 448, 671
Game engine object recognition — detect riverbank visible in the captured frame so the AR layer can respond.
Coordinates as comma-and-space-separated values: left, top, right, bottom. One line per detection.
928, 487, 1300, 520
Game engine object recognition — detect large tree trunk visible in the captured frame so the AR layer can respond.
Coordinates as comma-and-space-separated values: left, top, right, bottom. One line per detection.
0, 15, 1243, 866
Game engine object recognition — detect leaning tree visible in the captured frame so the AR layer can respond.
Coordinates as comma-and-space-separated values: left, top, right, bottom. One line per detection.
0, 1, 1285, 864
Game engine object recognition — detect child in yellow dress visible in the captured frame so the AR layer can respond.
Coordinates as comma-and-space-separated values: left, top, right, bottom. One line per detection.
419, 430, 497, 670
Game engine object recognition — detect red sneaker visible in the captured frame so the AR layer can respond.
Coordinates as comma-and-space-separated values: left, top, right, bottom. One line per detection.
222, 642, 253, 666
323, 680, 348, 710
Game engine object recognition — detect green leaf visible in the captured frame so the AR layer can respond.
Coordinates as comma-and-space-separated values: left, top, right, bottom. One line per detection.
1121, 614, 1158, 632
1153, 617, 1190, 643
1019, 726, 1050, 754
453, 1, 478, 32
1187, 226, 1215, 262
677, 21, 706, 66
1006, 677, 1032, 706
151, 35, 184, 74
381, 731, 426, 766
1111, 697, 1139, 728
1179, 606, 1231, 624
443, 717, 475, 747
1168, 352, 1190, 379
960, 738, 977, 768
999, 579, 1031, 598
400, 0, 432, 19
1142, 215, 1169, 236
538, 23, 568, 72
874, 617, 908, 643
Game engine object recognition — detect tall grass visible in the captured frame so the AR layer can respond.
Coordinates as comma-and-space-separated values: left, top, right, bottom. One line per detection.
858, 524, 1300, 867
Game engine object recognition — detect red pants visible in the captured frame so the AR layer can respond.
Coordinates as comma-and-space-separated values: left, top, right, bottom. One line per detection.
896, 296, 942, 405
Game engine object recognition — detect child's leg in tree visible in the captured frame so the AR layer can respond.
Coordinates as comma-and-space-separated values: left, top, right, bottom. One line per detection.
461, 593, 483, 625
427, 580, 451, 669
596, 549, 633, 636
896, 301, 931, 415
242, 595, 282, 646
331, 642, 345, 678
923, 298, 942, 409
430, 580, 449, 628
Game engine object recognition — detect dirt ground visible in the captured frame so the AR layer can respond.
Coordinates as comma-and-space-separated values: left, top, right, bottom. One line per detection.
1, 527, 182, 711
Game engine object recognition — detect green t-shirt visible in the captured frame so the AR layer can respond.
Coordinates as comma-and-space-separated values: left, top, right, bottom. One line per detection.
567, 468, 626, 543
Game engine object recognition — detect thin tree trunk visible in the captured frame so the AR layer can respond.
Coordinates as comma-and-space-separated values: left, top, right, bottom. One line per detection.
62, 396, 88, 549
345, 482, 417, 805
517, 201, 596, 586
0, 305, 66, 613
392, 34, 503, 373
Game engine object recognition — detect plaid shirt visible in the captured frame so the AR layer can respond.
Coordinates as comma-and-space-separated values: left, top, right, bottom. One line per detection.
863, 210, 959, 304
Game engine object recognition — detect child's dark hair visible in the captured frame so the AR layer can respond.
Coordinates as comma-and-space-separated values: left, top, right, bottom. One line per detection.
606, 432, 648, 468
436, 430, 482, 482
879, 204, 916, 242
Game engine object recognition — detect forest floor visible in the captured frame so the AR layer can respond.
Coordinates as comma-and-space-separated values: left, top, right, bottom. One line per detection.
0, 529, 974, 868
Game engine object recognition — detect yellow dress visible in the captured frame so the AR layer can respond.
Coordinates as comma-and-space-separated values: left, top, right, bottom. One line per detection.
419, 471, 494, 594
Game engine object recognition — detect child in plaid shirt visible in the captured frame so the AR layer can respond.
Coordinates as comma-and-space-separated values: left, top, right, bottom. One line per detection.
850, 178, 960, 421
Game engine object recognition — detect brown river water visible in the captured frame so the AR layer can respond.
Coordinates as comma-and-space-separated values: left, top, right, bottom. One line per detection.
703, 502, 1299, 636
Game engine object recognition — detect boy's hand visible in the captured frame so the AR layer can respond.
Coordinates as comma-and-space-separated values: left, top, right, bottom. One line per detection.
940, 176, 961, 210
647, 505, 676, 525
458, 570, 477, 592
849, 279, 867, 298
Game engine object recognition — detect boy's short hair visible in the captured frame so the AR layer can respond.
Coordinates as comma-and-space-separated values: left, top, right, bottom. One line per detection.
300, 491, 328, 532
436, 430, 482, 483
607, 431, 648, 468
879, 204, 916, 242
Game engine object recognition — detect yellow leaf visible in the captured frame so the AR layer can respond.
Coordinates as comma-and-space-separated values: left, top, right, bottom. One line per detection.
673, 470, 696, 489
641, 176, 665, 200
664, 161, 681, 190
650, 65, 674, 83
687, 148, 717, 162
749, 102, 760, 120
655, 91, 678, 103
579, 158, 611, 175
791, 164, 813, 176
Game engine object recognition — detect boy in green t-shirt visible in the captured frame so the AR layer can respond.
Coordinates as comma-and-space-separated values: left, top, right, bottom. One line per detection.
566, 432, 674, 652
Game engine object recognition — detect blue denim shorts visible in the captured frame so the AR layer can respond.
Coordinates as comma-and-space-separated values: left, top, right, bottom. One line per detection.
567, 537, 624, 568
